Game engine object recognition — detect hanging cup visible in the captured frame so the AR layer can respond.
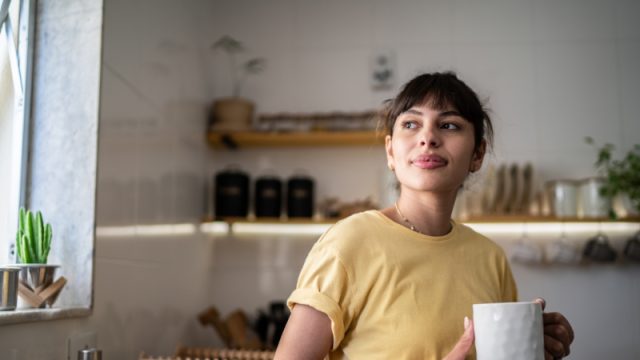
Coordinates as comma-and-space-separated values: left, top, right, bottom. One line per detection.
583, 234, 617, 263
623, 232, 640, 262
546, 240, 581, 264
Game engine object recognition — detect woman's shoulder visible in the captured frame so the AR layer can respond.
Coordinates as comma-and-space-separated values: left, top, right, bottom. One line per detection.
334, 209, 384, 226
455, 222, 506, 254
326, 210, 386, 235
315, 210, 386, 248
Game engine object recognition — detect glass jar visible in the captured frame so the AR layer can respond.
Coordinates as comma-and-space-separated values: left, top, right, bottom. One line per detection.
577, 177, 611, 218
546, 180, 579, 218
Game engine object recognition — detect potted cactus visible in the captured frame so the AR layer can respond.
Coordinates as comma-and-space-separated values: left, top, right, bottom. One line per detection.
15, 207, 65, 308
16, 207, 52, 264
209, 35, 266, 131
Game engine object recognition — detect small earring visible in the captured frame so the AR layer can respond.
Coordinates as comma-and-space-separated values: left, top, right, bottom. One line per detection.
388, 164, 395, 171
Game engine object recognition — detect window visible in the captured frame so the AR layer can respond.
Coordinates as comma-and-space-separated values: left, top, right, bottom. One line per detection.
0, 0, 34, 263
0, 0, 101, 323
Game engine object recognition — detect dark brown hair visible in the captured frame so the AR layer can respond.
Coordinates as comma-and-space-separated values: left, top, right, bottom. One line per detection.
381, 71, 493, 151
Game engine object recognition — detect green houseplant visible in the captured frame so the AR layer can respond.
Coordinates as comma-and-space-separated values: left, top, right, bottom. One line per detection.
210, 35, 266, 131
585, 137, 640, 217
15, 207, 64, 308
16, 207, 52, 264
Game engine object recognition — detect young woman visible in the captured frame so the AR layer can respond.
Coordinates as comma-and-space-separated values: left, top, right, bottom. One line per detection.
274, 72, 574, 360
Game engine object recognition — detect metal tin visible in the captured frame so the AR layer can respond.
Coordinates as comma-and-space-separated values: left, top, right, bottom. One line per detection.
78, 348, 102, 360
0, 266, 19, 311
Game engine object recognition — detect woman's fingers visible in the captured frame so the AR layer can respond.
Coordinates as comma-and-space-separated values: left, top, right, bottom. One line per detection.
543, 312, 575, 344
544, 314, 575, 357
544, 333, 567, 358
443, 317, 475, 360
533, 297, 574, 359
533, 297, 546, 311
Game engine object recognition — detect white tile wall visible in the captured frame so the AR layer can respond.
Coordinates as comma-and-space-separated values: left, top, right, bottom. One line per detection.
615, 0, 640, 39
617, 40, 640, 152
371, 0, 452, 45
532, 0, 617, 42
452, 0, 533, 44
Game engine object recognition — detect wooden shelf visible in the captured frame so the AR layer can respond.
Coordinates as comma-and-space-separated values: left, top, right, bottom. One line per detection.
200, 216, 640, 238
462, 215, 640, 223
207, 130, 384, 148
203, 216, 332, 224
205, 215, 640, 224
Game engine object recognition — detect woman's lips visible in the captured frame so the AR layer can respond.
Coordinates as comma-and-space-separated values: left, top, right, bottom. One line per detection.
411, 154, 447, 169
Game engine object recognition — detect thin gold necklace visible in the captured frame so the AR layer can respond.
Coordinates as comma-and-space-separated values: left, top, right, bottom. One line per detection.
394, 202, 422, 234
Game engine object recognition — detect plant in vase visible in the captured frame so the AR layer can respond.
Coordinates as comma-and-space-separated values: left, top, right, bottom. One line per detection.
15, 207, 66, 308
585, 137, 640, 218
209, 35, 266, 131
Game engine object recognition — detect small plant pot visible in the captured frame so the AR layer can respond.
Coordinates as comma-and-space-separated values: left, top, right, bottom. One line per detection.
613, 193, 640, 218
16, 264, 62, 309
210, 97, 255, 131
0, 266, 20, 311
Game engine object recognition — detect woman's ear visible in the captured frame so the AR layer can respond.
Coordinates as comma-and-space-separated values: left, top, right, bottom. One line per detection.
385, 135, 395, 171
470, 140, 487, 173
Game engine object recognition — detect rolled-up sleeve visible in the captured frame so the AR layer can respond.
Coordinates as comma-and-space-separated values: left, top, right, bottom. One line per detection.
501, 257, 518, 302
287, 237, 354, 350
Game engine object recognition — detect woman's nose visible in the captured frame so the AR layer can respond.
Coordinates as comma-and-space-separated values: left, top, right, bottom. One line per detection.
419, 128, 440, 148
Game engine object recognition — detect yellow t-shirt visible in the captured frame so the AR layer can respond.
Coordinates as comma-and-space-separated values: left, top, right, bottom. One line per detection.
287, 210, 517, 360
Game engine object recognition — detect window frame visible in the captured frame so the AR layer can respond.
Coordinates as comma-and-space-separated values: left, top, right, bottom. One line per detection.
1, 0, 35, 263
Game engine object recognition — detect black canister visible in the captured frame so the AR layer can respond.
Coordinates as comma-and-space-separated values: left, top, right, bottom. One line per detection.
214, 168, 250, 218
255, 176, 282, 218
287, 175, 314, 218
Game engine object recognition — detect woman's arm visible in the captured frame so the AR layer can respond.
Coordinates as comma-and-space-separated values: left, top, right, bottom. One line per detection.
274, 304, 333, 360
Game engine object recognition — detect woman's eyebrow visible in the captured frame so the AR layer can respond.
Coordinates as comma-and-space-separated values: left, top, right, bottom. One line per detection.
400, 109, 462, 119
401, 109, 423, 116
438, 110, 462, 118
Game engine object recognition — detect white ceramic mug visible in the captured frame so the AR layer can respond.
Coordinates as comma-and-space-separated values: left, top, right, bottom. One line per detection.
473, 302, 544, 360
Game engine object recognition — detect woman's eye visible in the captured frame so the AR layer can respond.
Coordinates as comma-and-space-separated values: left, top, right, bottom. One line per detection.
401, 121, 418, 129
441, 122, 460, 130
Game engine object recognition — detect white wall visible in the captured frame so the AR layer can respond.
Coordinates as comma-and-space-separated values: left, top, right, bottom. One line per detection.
1, 0, 638, 359
95, 0, 640, 359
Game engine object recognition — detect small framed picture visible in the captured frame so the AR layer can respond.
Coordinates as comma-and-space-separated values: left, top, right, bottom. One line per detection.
370, 50, 396, 91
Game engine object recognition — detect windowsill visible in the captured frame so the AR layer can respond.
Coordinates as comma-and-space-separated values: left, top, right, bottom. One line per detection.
0, 307, 91, 325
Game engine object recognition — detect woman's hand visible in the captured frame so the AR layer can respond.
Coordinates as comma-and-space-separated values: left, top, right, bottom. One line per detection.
443, 317, 475, 360
534, 298, 575, 360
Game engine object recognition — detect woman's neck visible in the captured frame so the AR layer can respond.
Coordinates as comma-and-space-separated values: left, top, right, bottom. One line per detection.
385, 189, 458, 236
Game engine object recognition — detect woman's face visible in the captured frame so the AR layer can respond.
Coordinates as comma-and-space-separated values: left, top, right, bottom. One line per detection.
385, 103, 485, 196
